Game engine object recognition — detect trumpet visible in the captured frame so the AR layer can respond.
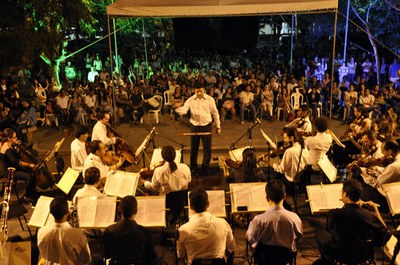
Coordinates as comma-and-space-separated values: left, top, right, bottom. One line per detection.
0, 167, 16, 244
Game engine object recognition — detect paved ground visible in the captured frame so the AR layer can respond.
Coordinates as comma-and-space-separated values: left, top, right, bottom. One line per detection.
4, 114, 395, 264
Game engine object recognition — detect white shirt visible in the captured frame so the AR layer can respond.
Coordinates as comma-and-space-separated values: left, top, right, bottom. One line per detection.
83, 153, 110, 180
305, 132, 332, 171
177, 212, 236, 265
92, 121, 116, 146
38, 222, 91, 265
176, 94, 221, 128
273, 142, 309, 182
71, 139, 88, 173
285, 117, 312, 134
56, 95, 69, 109
240, 91, 254, 105
73, 185, 105, 204
144, 162, 191, 195
359, 94, 375, 107
84, 95, 97, 108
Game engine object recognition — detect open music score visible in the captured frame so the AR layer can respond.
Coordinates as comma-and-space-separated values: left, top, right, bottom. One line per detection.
77, 196, 117, 228
384, 225, 400, 265
28, 196, 55, 228
383, 182, 400, 216
150, 148, 182, 168
188, 190, 226, 218
318, 155, 337, 183
55, 167, 80, 194
135, 196, 166, 227
260, 129, 277, 150
104, 170, 139, 198
306, 183, 344, 214
230, 182, 268, 214
229, 146, 251, 162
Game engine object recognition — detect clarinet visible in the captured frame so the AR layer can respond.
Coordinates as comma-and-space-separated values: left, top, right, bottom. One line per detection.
0, 167, 16, 243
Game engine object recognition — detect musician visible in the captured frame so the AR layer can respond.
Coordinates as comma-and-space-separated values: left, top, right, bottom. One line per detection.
70, 125, 89, 175
284, 104, 312, 135
304, 117, 332, 175
0, 128, 36, 203
103, 196, 158, 265
360, 130, 383, 160
316, 179, 387, 264
38, 197, 91, 265
73, 167, 105, 204
272, 127, 309, 183
348, 104, 372, 138
142, 145, 191, 195
246, 180, 302, 252
175, 85, 221, 176
91, 110, 117, 147
82, 140, 123, 181
357, 139, 400, 210
177, 187, 236, 265
226, 148, 266, 183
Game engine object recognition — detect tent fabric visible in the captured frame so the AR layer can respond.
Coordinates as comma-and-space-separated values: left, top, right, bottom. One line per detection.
106, 0, 338, 18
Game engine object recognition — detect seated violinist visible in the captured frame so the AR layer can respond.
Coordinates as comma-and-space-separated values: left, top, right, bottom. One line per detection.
284, 105, 312, 135
360, 130, 383, 160
70, 125, 89, 176
0, 128, 37, 204
225, 148, 266, 183
141, 145, 191, 195
83, 140, 123, 182
355, 139, 400, 211
91, 110, 117, 147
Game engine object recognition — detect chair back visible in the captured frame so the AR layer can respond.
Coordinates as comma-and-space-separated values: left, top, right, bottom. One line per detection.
153, 95, 164, 111
290, 93, 303, 111
166, 189, 188, 224
164, 90, 172, 105
254, 244, 296, 265
335, 239, 374, 265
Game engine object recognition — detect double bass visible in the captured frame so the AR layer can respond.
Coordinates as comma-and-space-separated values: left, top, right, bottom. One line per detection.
103, 124, 137, 165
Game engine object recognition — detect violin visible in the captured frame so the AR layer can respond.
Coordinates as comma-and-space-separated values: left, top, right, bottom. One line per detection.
258, 142, 292, 162
358, 156, 394, 167
139, 161, 166, 179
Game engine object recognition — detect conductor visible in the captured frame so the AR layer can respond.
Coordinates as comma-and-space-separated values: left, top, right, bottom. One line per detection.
175, 85, 221, 176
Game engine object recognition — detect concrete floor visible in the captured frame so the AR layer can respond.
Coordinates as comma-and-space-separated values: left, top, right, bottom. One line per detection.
3, 113, 395, 264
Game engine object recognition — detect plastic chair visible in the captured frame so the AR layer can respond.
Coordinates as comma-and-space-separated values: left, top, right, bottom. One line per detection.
147, 95, 163, 124
333, 239, 375, 265
290, 93, 303, 111
163, 90, 173, 115
276, 107, 285, 121
252, 243, 297, 265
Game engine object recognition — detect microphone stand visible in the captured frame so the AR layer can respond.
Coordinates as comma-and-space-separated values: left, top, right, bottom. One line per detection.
390, 231, 400, 265
230, 118, 261, 150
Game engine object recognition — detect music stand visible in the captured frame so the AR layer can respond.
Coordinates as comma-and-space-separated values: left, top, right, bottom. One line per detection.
45, 138, 65, 162
134, 127, 156, 167
260, 129, 277, 181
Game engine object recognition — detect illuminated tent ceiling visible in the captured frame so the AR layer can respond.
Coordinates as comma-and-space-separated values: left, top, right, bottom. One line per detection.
106, 0, 338, 18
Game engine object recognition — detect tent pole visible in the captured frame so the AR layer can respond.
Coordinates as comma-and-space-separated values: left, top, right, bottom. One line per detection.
343, 0, 350, 62
290, 13, 295, 73
107, 14, 117, 125
329, 9, 338, 129
143, 18, 149, 80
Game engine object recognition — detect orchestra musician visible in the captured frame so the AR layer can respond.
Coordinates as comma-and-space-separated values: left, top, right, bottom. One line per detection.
284, 104, 312, 135
82, 140, 123, 182
141, 145, 191, 195
175, 85, 221, 176
0, 128, 37, 203
225, 148, 266, 183
360, 130, 383, 160
91, 110, 117, 147
70, 125, 89, 180
73, 167, 105, 204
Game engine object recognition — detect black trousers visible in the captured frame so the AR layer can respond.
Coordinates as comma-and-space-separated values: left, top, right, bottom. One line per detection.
190, 124, 212, 170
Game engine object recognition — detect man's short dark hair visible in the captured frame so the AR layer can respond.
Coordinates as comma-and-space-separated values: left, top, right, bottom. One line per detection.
118, 196, 138, 219
50, 197, 69, 221
342, 179, 363, 202
361, 130, 376, 140
74, 125, 89, 139
97, 110, 110, 120
383, 139, 399, 155
300, 104, 310, 112
265, 180, 286, 204
315, 117, 328, 133
189, 188, 209, 213
84, 167, 100, 185
89, 140, 102, 154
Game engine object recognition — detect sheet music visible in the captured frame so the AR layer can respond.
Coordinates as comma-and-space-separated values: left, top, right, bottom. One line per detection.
229, 146, 251, 162
28, 196, 54, 227
260, 129, 277, 150
383, 182, 400, 215
318, 155, 337, 183
188, 190, 226, 218
150, 148, 182, 168
135, 196, 166, 227
77, 196, 116, 228
135, 127, 156, 157
56, 167, 80, 194
104, 171, 139, 198
384, 226, 400, 265
306, 183, 344, 214
230, 183, 268, 213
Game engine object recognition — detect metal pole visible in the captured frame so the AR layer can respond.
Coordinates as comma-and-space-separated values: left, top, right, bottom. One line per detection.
329, 9, 339, 129
343, 0, 351, 62
113, 18, 119, 75
107, 15, 117, 125
290, 13, 295, 73
142, 18, 149, 80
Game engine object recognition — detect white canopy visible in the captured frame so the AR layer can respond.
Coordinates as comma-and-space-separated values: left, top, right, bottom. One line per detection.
107, 0, 338, 18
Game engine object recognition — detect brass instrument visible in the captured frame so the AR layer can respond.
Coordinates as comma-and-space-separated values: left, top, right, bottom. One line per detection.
0, 167, 16, 245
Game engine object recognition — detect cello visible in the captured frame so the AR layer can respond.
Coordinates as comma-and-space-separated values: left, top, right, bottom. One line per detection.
104, 124, 137, 165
